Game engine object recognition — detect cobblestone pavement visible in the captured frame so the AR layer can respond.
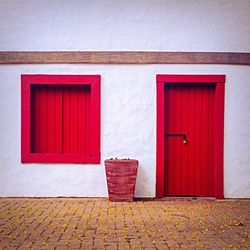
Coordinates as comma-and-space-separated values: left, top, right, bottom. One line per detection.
0, 198, 249, 249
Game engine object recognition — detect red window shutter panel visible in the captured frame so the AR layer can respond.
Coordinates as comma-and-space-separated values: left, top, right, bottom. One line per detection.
22, 75, 101, 164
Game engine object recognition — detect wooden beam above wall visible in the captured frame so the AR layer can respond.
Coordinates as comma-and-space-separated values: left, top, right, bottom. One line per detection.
0, 51, 249, 65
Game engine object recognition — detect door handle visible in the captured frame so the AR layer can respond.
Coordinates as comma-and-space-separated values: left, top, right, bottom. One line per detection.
165, 133, 187, 144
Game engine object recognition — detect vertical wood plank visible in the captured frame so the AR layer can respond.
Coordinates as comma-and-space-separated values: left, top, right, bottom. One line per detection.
197, 86, 203, 195
181, 85, 188, 195
179, 86, 185, 195
202, 87, 208, 195
30, 86, 40, 153
90, 77, 101, 162
174, 85, 180, 195
39, 86, 48, 153
63, 86, 70, 153
70, 86, 79, 153
156, 81, 165, 198
164, 88, 168, 194
186, 85, 193, 195
21, 76, 31, 162
198, 86, 203, 196
214, 83, 225, 198
165, 87, 171, 194
47, 86, 56, 153
208, 88, 215, 196
165, 86, 174, 195
78, 86, 87, 153
85, 89, 91, 154
200, 86, 206, 195
192, 86, 197, 195
54, 86, 62, 153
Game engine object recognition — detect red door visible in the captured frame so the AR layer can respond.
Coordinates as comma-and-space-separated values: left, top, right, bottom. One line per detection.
164, 83, 215, 197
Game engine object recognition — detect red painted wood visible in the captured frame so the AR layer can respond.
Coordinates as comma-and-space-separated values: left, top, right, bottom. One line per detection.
31, 85, 92, 155
21, 76, 31, 162
30, 85, 48, 153
165, 83, 215, 196
47, 86, 56, 153
21, 75, 101, 164
63, 86, 70, 153
86, 89, 91, 154
26, 153, 100, 163
54, 87, 62, 153
156, 75, 225, 198
30, 85, 39, 153
78, 86, 87, 153
70, 86, 78, 153
157, 74, 225, 83
214, 83, 225, 198
208, 88, 215, 195
37, 86, 89, 153
156, 82, 165, 198
90, 79, 101, 159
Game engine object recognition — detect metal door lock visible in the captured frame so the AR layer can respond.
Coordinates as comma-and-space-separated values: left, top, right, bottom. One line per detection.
165, 133, 187, 144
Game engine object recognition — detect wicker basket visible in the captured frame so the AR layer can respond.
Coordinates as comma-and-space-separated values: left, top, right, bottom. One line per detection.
104, 159, 138, 202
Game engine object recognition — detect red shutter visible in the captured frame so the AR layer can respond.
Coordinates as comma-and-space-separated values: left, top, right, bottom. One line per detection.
31, 85, 91, 155
21, 75, 100, 164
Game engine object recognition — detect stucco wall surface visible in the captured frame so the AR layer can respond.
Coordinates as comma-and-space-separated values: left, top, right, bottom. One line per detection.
0, 0, 249, 198
0, 65, 249, 198
0, 0, 249, 52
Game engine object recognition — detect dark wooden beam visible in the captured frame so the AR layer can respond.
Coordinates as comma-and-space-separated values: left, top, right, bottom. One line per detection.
0, 51, 249, 65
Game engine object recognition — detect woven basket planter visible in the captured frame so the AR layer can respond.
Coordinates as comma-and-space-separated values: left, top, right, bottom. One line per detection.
104, 159, 138, 202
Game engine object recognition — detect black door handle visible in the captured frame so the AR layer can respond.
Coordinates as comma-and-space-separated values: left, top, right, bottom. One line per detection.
165, 133, 187, 144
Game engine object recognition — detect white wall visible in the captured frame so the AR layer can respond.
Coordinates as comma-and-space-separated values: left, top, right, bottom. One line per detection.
0, 0, 249, 198
0, 0, 249, 52
0, 65, 249, 198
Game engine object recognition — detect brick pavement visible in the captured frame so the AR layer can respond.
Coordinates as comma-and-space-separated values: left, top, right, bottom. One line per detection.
0, 198, 249, 249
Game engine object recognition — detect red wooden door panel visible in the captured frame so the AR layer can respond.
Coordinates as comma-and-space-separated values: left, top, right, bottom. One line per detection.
164, 83, 215, 196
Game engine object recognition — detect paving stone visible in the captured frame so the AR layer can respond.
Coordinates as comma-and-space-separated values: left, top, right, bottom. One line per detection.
0, 198, 249, 249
